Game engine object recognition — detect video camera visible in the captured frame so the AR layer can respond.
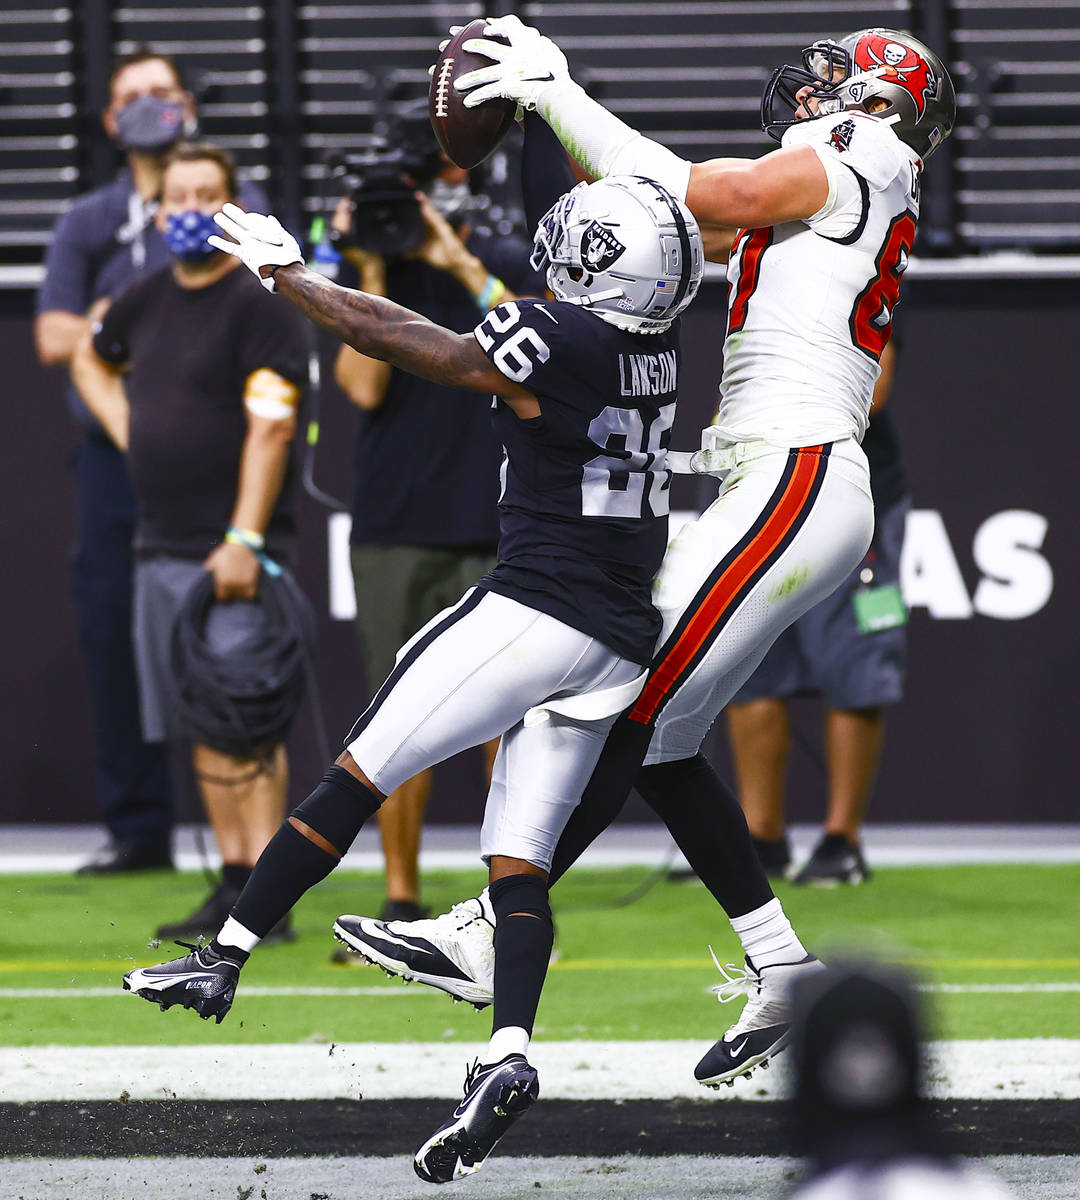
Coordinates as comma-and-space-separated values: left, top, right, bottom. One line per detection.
329, 135, 444, 258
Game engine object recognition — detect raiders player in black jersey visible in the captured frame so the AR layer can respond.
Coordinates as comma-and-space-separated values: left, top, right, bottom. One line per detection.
122, 175, 703, 1181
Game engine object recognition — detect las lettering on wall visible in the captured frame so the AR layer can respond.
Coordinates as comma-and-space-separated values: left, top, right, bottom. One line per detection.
325, 509, 703, 624
900, 509, 1053, 620
326, 509, 1053, 624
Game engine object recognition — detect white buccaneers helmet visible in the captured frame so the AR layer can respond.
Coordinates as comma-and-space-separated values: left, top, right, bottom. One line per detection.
762, 28, 955, 159
530, 175, 704, 334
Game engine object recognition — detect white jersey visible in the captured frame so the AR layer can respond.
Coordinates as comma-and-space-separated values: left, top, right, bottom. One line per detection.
715, 111, 922, 448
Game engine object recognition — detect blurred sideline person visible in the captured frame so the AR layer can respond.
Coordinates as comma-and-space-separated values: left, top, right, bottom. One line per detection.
331, 156, 543, 925
788, 962, 1016, 1199
727, 336, 911, 885
35, 46, 267, 876
123, 173, 704, 1180
72, 143, 309, 942
337, 19, 955, 1092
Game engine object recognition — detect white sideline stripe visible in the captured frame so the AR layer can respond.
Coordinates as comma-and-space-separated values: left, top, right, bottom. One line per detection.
3, 822, 1078, 873
2, 1040, 1078, 1102
9, 843, 1080, 872
921, 983, 1080, 994
0, 986, 440, 999
6, 982, 1080, 1000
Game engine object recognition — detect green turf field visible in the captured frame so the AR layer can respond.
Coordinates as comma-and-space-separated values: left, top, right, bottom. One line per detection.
2, 864, 1078, 1047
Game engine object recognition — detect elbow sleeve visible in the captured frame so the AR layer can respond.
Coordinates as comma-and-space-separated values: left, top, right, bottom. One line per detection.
605, 133, 693, 201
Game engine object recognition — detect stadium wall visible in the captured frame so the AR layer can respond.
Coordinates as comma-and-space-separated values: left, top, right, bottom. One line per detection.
2, 278, 1075, 825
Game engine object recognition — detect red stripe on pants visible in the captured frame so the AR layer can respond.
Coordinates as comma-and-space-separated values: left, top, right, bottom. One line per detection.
628, 447, 825, 726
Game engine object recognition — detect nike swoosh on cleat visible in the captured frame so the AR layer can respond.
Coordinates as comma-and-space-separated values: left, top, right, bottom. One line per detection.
130, 970, 216, 987
352, 927, 473, 983
727, 1038, 749, 1057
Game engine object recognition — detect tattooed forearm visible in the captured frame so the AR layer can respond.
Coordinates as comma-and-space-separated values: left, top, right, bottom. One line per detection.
274, 263, 477, 390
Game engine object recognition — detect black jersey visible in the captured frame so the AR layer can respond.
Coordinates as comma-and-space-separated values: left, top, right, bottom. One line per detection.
474, 298, 680, 665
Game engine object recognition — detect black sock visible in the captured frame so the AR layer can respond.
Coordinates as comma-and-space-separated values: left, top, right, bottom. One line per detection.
222, 863, 252, 892
549, 716, 654, 885
207, 939, 249, 966
229, 765, 381, 939
489, 874, 553, 1037
636, 754, 774, 918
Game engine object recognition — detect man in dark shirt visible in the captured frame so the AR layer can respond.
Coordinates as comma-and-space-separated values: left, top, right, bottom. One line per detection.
73, 142, 309, 942
332, 168, 544, 924
726, 337, 911, 884
35, 47, 267, 875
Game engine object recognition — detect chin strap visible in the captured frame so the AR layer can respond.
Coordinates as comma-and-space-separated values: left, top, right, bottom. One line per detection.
565, 287, 624, 309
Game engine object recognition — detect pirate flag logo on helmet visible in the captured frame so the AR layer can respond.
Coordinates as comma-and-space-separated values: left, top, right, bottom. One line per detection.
855, 32, 939, 118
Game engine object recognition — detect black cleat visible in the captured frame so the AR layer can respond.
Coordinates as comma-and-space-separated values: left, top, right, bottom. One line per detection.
414, 1054, 539, 1183
792, 833, 871, 886
122, 940, 243, 1023
76, 838, 174, 876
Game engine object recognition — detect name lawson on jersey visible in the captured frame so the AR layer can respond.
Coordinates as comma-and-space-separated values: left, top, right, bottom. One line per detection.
471, 298, 681, 665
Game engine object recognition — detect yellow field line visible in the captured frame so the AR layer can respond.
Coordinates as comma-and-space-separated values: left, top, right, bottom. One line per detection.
3, 956, 1080, 974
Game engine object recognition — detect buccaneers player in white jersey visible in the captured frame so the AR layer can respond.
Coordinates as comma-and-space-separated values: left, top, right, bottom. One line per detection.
339, 22, 956, 1101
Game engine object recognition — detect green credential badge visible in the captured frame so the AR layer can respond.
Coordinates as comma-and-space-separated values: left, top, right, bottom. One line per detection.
853, 584, 908, 634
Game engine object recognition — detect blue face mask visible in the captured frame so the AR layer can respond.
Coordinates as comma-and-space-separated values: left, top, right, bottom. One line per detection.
164, 209, 220, 262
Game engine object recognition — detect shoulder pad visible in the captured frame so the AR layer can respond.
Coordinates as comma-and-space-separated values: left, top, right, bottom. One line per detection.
473, 298, 559, 387
783, 111, 914, 190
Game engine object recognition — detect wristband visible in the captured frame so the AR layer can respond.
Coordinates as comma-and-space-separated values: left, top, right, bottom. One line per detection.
224, 526, 283, 577
225, 526, 265, 551
477, 274, 506, 312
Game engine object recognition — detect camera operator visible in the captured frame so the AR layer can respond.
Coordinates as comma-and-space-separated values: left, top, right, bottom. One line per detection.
331, 152, 545, 928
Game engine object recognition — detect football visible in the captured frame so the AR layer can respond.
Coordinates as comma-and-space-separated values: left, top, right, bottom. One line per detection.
429, 19, 516, 170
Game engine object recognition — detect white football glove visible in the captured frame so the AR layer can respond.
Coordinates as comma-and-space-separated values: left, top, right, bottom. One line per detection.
455, 15, 570, 112
207, 203, 304, 293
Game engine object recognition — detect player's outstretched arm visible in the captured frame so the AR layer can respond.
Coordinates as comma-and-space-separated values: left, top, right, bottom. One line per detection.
209, 204, 534, 403
684, 145, 830, 230
456, 16, 827, 231
273, 263, 531, 400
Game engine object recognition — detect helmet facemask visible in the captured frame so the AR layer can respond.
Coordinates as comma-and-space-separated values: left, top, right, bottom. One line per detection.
762, 30, 955, 160
761, 41, 854, 141
531, 184, 628, 321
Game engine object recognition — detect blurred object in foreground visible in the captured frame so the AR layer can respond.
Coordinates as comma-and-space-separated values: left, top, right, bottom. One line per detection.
788, 960, 1017, 1199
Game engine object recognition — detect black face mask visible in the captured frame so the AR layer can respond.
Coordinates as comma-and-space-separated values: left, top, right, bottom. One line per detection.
114, 94, 186, 153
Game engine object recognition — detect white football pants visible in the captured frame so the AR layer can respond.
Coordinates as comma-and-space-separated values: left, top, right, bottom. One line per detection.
345, 588, 645, 871
635, 437, 875, 763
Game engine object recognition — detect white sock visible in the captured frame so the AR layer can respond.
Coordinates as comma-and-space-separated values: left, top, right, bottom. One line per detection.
486, 1025, 530, 1063
729, 899, 808, 969
216, 916, 261, 954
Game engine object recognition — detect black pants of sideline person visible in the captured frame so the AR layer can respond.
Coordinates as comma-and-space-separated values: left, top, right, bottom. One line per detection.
72, 433, 172, 848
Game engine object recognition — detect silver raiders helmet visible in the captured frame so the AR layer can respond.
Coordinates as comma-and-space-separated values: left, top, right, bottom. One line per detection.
530, 175, 704, 335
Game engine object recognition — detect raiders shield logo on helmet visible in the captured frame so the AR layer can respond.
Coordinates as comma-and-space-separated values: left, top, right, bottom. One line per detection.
580, 221, 627, 273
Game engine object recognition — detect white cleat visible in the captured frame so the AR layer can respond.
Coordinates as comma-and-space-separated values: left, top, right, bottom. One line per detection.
333, 893, 495, 1009
695, 951, 826, 1088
